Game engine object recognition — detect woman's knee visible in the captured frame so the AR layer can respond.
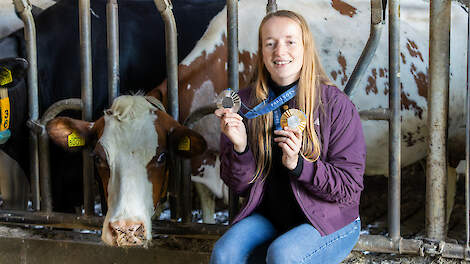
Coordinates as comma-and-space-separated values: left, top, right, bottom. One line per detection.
266, 239, 298, 264
210, 239, 232, 264
210, 236, 246, 264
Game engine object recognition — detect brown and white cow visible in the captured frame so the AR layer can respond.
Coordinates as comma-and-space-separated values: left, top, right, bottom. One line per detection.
147, 0, 468, 222
47, 95, 206, 246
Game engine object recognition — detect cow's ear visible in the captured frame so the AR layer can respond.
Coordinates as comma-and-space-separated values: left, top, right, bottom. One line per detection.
0, 57, 28, 89
46, 117, 94, 152
168, 127, 207, 158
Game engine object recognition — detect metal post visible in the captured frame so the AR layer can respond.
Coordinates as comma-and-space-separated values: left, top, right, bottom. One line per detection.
266, 0, 277, 14
107, 0, 120, 104
13, 0, 40, 211
79, 0, 94, 216
154, 0, 180, 220
38, 99, 83, 213
426, 0, 450, 241
227, 0, 239, 222
227, 0, 238, 93
388, 0, 401, 243
154, 0, 178, 119
344, 0, 384, 96
466, 0, 470, 250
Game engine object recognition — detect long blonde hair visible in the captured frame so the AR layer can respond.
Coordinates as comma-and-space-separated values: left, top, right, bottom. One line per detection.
248, 10, 332, 182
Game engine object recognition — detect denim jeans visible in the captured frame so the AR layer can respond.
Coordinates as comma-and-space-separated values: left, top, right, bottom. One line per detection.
210, 213, 360, 264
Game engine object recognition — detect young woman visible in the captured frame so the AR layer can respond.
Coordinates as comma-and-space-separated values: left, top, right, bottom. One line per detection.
212, 10, 366, 264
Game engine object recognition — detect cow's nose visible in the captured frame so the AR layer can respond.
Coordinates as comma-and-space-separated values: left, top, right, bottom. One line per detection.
109, 221, 147, 247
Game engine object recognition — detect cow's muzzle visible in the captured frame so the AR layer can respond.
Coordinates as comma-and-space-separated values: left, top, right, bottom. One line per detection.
109, 221, 148, 247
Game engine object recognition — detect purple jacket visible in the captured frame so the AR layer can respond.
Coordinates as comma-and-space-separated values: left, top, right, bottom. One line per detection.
220, 84, 366, 236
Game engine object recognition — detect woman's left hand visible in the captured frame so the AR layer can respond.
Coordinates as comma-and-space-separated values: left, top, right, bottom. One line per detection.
274, 127, 302, 170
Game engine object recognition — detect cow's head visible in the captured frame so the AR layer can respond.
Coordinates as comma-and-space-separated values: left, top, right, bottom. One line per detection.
46, 95, 207, 247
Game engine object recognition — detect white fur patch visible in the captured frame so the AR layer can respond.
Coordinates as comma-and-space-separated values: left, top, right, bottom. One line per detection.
100, 96, 158, 242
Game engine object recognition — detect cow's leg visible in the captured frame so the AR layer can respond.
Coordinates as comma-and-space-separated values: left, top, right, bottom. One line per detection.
0, 150, 29, 209
194, 182, 215, 224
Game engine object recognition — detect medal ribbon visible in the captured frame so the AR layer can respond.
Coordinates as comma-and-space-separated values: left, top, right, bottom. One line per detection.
242, 85, 297, 130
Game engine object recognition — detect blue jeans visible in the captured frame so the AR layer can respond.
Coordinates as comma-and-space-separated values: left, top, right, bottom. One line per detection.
210, 213, 360, 264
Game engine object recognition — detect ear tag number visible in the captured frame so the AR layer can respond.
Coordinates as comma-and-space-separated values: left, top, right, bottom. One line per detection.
68, 130, 85, 147
178, 136, 190, 151
0, 95, 10, 131
0, 67, 12, 86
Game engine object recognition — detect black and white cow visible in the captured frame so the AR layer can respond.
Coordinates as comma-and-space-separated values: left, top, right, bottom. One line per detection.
0, 0, 225, 212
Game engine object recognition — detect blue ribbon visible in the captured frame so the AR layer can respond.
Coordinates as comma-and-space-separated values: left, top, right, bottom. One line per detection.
242, 85, 297, 130
0, 129, 11, 144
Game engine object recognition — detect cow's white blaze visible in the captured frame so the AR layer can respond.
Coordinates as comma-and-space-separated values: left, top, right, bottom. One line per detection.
99, 96, 158, 243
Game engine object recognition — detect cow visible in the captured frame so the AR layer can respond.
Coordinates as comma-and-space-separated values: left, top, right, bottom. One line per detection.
47, 95, 207, 246
145, 0, 468, 223
0, 57, 28, 210
0, 0, 225, 212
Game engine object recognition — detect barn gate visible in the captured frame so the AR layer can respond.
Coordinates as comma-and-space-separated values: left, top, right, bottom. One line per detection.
0, 0, 469, 262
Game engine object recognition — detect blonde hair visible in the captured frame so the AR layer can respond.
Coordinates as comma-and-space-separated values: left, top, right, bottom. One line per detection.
248, 10, 332, 182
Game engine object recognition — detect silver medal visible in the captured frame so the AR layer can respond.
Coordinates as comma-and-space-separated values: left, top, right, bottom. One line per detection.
216, 89, 241, 113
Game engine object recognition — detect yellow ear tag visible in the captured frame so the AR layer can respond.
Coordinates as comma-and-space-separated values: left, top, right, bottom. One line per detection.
0, 67, 12, 86
68, 130, 85, 147
0, 90, 10, 132
178, 136, 190, 151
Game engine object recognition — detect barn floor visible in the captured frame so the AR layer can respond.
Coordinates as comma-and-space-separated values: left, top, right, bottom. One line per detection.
0, 162, 469, 263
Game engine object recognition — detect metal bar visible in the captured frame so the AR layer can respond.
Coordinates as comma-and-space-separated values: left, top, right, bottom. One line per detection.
79, 0, 94, 216
354, 235, 422, 254
467, 0, 470, 250
359, 108, 391, 121
184, 105, 218, 127
344, 0, 384, 96
426, 0, 450, 241
0, 236, 211, 264
388, 0, 401, 243
154, 0, 180, 221
38, 131, 52, 212
227, 0, 238, 93
266, 0, 277, 14
38, 99, 83, 213
182, 106, 219, 223
13, 0, 40, 211
227, 0, 239, 223
107, 0, 119, 104
0, 210, 228, 236
154, 0, 178, 119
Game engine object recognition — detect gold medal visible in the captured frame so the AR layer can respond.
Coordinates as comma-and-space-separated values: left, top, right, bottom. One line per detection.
280, 109, 307, 132
216, 89, 241, 113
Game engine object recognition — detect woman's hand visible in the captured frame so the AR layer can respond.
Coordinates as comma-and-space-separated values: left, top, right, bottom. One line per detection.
274, 127, 302, 170
215, 108, 247, 153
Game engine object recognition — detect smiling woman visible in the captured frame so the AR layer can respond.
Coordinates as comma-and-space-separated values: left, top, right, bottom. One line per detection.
261, 16, 304, 87
213, 10, 366, 264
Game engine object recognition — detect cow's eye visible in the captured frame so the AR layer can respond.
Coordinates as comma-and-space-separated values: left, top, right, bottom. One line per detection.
93, 154, 104, 166
157, 152, 167, 164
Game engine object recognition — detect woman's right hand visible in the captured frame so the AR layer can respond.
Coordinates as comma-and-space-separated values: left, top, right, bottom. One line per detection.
215, 108, 247, 153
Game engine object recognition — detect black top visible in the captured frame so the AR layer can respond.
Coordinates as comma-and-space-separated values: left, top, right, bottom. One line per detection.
256, 78, 307, 234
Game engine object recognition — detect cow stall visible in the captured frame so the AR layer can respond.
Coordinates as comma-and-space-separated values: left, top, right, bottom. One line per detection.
0, 0, 469, 262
